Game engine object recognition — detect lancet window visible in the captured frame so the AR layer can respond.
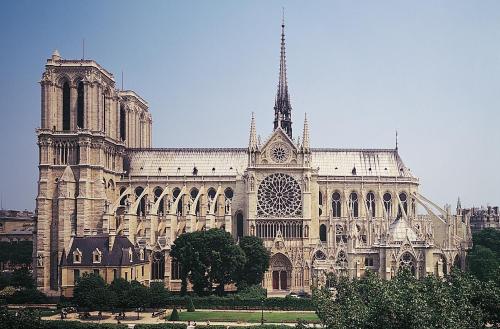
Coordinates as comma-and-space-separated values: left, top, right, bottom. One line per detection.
366, 192, 376, 218
332, 192, 341, 218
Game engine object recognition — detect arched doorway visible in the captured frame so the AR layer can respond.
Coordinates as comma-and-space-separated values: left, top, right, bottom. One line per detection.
270, 253, 292, 291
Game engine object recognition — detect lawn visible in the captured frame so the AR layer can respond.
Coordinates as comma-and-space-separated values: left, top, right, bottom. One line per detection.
177, 310, 320, 323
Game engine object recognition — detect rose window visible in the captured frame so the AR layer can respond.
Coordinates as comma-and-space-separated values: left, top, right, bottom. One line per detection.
270, 143, 290, 163
257, 173, 302, 217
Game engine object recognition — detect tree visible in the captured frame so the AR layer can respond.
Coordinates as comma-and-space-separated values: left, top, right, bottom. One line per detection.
236, 236, 270, 288
171, 228, 246, 296
204, 229, 246, 295
127, 281, 150, 320
468, 245, 499, 282
169, 307, 179, 321
149, 282, 170, 309
473, 228, 500, 255
73, 273, 112, 311
10, 267, 35, 289
108, 278, 131, 312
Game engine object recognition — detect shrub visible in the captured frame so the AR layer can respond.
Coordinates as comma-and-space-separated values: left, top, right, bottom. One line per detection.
169, 307, 180, 321
135, 324, 187, 329
42, 321, 128, 328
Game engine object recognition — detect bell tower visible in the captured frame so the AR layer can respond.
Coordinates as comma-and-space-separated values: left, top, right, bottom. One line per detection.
35, 50, 152, 294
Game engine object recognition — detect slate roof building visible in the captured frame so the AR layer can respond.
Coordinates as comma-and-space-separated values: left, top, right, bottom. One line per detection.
34, 20, 471, 296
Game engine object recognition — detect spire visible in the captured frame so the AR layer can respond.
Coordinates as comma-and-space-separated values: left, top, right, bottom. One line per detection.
249, 112, 257, 151
273, 9, 293, 138
302, 113, 310, 151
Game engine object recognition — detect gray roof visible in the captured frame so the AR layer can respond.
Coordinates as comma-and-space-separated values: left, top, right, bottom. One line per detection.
124, 148, 413, 178
389, 218, 418, 241
62, 236, 148, 267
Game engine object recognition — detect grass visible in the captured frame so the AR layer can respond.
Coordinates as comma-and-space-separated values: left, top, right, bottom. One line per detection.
177, 310, 319, 323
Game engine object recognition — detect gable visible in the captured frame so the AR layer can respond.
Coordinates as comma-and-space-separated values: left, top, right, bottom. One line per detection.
259, 128, 299, 165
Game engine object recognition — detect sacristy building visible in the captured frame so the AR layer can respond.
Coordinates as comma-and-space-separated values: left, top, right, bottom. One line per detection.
34, 22, 471, 296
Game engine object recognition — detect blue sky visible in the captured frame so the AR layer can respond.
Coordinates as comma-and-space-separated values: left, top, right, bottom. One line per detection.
0, 1, 499, 210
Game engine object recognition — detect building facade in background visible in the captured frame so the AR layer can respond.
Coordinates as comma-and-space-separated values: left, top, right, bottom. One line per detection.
463, 204, 500, 232
0, 209, 34, 242
34, 23, 471, 296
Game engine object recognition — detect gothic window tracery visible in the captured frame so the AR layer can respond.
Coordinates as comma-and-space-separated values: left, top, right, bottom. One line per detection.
383, 192, 392, 217
269, 142, 290, 163
366, 192, 376, 218
257, 173, 302, 217
332, 192, 341, 218
349, 192, 359, 218
398, 252, 416, 276
398, 192, 408, 217
335, 250, 348, 268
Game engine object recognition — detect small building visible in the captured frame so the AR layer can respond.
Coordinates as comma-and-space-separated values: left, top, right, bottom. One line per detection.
0, 209, 35, 242
463, 206, 500, 233
59, 235, 150, 297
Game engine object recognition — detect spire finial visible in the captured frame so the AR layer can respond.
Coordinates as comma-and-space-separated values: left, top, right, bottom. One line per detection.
273, 10, 293, 139
249, 112, 257, 151
395, 130, 398, 150
302, 113, 310, 151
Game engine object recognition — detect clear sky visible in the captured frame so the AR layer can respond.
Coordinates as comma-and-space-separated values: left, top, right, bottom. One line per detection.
0, 0, 499, 211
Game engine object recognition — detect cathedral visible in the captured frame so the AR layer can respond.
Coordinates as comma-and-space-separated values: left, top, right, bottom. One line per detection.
34, 22, 472, 296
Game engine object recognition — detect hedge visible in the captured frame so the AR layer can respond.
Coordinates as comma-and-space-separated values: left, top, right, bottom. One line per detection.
135, 324, 187, 329
42, 321, 128, 329
159, 296, 313, 311
136, 326, 288, 329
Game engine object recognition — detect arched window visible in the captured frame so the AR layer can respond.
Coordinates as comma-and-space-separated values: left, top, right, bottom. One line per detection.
398, 192, 408, 217
77, 81, 84, 128
103, 92, 107, 133
154, 187, 164, 215
151, 251, 165, 280
349, 192, 359, 218
119, 187, 127, 206
62, 82, 70, 130
120, 105, 126, 141
366, 192, 376, 218
398, 252, 416, 276
236, 212, 244, 238
172, 188, 182, 214
319, 224, 327, 242
319, 191, 323, 216
171, 258, 181, 280
190, 188, 200, 214
135, 186, 145, 216
332, 192, 341, 218
207, 187, 217, 213
383, 193, 392, 217
224, 187, 234, 200
336, 250, 348, 268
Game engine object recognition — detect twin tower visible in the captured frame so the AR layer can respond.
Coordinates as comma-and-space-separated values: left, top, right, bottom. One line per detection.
35, 50, 152, 292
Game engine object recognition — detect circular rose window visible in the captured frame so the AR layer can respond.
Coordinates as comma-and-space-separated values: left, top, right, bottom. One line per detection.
270, 142, 290, 163
257, 173, 302, 217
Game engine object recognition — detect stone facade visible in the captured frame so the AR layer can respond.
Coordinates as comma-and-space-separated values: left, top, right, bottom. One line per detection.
35, 24, 471, 296
463, 205, 500, 233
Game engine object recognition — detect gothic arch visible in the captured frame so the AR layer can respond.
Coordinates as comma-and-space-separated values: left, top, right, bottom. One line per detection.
398, 251, 417, 276
270, 253, 292, 291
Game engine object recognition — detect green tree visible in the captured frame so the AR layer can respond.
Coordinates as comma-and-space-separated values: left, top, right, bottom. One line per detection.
73, 273, 112, 311
169, 307, 179, 321
237, 236, 270, 288
473, 228, 500, 255
109, 278, 131, 311
468, 245, 499, 282
127, 281, 150, 319
171, 228, 246, 296
149, 282, 170, 309
10, 267, 35, 289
